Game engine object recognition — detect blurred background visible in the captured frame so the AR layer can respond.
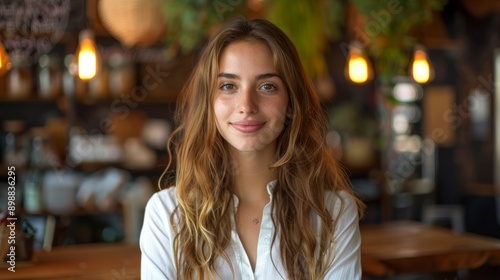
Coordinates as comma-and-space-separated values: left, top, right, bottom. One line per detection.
0, 0, 499, 255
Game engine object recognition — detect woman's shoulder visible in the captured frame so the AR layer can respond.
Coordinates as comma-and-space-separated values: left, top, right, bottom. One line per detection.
324, 189, 355, 203
141, 187, 179, 251
324, 189, 358, 219
145, 187, 179, 214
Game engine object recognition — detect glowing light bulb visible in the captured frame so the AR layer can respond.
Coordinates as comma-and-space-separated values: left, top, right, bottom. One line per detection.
0, 38, 11, 77
76, 29, 100, 80
346, 43, 372, 84
411, 48, 433, 84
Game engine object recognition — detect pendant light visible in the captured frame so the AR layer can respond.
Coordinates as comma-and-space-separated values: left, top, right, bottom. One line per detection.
345, 42, 373, 84
0, 36, 11, 76
410, 45, 433, 84
75, 29, 100, 80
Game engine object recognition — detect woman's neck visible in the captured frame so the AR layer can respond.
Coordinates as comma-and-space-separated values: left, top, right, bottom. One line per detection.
230, 149, 277, 204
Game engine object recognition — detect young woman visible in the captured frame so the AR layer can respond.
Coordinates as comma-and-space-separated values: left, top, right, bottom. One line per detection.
140, 18, 365, 280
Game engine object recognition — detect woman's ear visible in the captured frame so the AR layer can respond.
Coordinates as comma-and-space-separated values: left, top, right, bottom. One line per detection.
285, 111, 293, 126
286, 105, 293, 117
285, 105, 293, 125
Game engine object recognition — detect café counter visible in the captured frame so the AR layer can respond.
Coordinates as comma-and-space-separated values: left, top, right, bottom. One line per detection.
2, 221, 500, 279
0, 243, 140, 280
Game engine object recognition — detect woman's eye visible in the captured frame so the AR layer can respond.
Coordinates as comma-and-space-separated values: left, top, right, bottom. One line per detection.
220, 83, 235, 91
260, 83, 276, 91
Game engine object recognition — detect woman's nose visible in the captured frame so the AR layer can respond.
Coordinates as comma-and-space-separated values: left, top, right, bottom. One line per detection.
238, 88, 258, 114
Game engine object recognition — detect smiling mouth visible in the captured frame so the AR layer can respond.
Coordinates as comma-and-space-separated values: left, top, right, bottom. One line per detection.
231, 122, 265, 133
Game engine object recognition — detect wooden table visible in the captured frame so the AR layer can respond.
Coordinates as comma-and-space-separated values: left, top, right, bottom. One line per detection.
0, 243, 140, 280
4, 222, 500, 279
361, 221, 500, 276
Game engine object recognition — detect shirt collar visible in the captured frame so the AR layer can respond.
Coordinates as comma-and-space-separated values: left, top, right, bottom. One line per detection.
232, 180, 277, 211
266, 179, 277, 196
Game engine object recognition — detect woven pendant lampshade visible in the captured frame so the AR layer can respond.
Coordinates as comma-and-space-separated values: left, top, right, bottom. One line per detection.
98, 0, 166, 47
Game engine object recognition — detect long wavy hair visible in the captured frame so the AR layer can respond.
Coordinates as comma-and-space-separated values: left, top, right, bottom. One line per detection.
162, 18, 364, 280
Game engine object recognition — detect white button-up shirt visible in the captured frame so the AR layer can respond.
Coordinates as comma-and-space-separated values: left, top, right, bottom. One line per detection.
140, 181, 362, 279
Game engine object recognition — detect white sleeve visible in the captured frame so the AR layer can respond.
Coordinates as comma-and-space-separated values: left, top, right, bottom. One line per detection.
140, 191, 177, 279
324, 191, 362, 280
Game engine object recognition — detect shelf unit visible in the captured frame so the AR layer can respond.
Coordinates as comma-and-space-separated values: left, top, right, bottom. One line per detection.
0, 57, 193, 248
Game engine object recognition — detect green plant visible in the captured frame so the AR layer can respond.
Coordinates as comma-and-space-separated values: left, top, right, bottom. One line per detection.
160, 0, 247, 58
349, 0, 447, 88
266, 0, 344, 79
160, 0, 344, 79
159, 0, 446, 85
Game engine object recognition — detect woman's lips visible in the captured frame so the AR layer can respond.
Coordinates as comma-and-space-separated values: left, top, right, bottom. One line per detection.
231, 121, 265, 133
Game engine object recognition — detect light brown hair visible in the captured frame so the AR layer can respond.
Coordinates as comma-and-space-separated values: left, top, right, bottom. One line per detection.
162, 18, 364, 280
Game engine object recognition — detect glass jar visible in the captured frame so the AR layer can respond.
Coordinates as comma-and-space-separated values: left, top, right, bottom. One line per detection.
23, 130, 44, 214
62, 54, 75, 95
23, 127, 56, 214
108, 52, 135, 98
62, 54, 85, 100
7, 56, 32, 99
88, 65, 109, 100
2, 120, 27, 167
37, 54, 62, 99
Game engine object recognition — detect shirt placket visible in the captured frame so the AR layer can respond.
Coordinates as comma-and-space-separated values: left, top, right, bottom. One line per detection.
253, 203, 273, 279
230, 195, 255, 279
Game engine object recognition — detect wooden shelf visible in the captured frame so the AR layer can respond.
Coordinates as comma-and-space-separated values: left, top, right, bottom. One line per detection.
73, 154, 167, 173
19, 205, 123, 217
0, 96, 63, 103
465, 183, 500, 196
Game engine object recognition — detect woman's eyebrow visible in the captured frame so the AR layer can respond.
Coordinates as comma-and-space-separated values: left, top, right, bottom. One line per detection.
218, 72, 239, 79
217, 72, 281, 80
256, 73, 280, 80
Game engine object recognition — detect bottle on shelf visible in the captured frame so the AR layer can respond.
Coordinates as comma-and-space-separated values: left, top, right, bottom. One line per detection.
62, 54, 86, 101
88, 65, 109, 101
108, 52, 135, 98
6, 55, 32, 100
23, 127, 54, 214
37, 54, 62, 99
2, 120, 28, 168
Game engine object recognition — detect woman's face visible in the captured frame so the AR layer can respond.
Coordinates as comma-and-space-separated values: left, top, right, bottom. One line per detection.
213, 40, 289, 155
